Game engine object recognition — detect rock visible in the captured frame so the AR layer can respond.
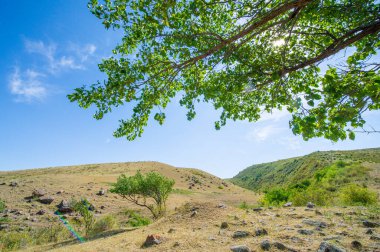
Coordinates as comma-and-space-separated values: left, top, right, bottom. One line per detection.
100, 205, 105, 209
32, 189, 46, 197
9, 182, 18, 187
57, 200, 73, 213
97, 189, 106, 196
217, 203, 227, 208
273, 242, 287, 250
370, 235, 380, 241
31, 218, 38, 222
351, 240, 362, 250
39, 196, 54, 204
232, 231, 250, 238
173, 241, 180, 247
168, 228, 175, 233
315, 210, 323, 215
221, 222, 229, 229
230, 245, 251, 252
0, 182, 6, 185
0, 224, 10, 230
363, 220, 380, 228
283, 202, 292, 207
260, 240, 271, 251
252, 207, 263, 212
365, 228, 374, 234
56, 190, 64, 194
255, 228, 268, 236
323, 236, 342, 241
143, 234, 163, 247
306, 202, 315, 208
298, 229, 314, 235
302, 219, 327, 228
317, 241, 346, 252
190, 211, 197, 217
36, 209, 46, 215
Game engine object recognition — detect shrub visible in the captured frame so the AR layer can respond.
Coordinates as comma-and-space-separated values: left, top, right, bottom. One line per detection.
263, 188, 290, 205
92, 215, 118, 234
341, 184, 377, 206
0, 232, 32, 251
124, 209, 151, 227
73, 198, 95, 236
0, 199, 6, 212
111, 171, 175, 218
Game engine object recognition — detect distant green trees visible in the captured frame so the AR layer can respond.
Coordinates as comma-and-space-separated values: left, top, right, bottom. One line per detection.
111, 171, 175, 218
262, 161, 378, 206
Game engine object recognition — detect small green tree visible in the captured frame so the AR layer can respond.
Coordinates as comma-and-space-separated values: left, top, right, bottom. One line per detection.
110, 171, 175, 218
73, 198, 95, 236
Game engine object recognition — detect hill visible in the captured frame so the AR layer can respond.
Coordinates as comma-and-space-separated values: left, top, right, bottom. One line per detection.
230, 148, 380, 192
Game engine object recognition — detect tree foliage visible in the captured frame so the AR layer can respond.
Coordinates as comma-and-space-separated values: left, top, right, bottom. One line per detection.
68, 0, 380, 141
110, 171, 175, 218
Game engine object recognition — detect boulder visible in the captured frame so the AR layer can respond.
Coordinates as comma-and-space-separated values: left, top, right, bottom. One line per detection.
57, 200, 73, 213
255, 228, 268, 236
298, 229, 314, 235
221, 222, 229, 229
362, 220, 380, 228
143, 234, 163, 247
351, 240, 362, 250
260, 240, 271, 251
317, 241, 346, 252
233, 231, 250, 238
39, 196, 54, 204
306, 202, 315, 208
230, 245, 251, 252
36, 209, 46, 215
9, 182, 18, 187
302, 219, 327, 228
97, 189, 106, 196
32, 189, 46, 198
283, 202, 292, 207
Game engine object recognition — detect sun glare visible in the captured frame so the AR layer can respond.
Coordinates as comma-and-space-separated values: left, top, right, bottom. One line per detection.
273, 39, 285, 47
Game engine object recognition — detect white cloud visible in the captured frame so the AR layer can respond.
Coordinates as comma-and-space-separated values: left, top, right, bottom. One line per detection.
8, 68, 47, 102
24, 39, 96, 73
247, 125, 285, 142
258, 109, 290, 122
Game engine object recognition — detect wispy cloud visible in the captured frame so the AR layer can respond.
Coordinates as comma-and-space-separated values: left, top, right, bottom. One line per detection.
24, 39, 96, 73
259, 109, 290, 122
246, 125, 285, 142
8, 68, 47, 102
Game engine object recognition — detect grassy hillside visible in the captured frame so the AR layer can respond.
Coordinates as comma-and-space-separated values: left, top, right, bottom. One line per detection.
230, 148, 380, 192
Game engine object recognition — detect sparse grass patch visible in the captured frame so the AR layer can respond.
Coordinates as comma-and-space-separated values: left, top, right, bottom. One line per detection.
92, 215, 118, 234
238, 201, 255, 210
0, 198, 6, 212
172, 188, 193, 195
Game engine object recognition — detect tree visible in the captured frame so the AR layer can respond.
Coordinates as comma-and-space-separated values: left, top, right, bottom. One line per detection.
110, 171, 175, 218
68, 0, 380, 141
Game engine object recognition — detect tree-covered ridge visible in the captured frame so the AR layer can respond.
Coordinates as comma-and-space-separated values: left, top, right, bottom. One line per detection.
230, 148, 380, 191
68, 0, 380, 141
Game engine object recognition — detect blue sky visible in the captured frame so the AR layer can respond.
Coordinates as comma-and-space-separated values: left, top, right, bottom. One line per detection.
1, 1, 379, 178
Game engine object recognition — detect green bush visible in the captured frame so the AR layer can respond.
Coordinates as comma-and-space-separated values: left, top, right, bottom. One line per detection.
263, 188, 290, 205
341, 184, 377, 206
73, 198, 95, 236
0, 199, 6, 212
124, 210, 151, 227
111, 171, 175, 218
92, 215, 118, 234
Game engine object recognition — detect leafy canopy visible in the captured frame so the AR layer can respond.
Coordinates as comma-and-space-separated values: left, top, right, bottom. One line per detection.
68, 0, 380, 141
110, 171, 175, 218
